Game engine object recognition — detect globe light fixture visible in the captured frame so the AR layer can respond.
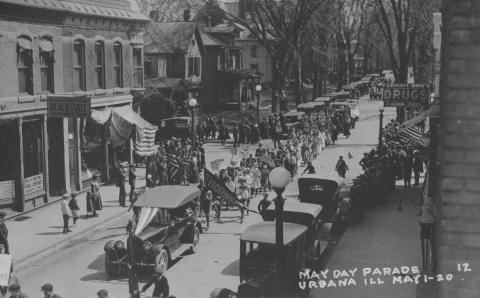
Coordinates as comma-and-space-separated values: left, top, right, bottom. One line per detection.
188, 98, 198, 108
268, 167, 291, 191
255, 84, 262, 93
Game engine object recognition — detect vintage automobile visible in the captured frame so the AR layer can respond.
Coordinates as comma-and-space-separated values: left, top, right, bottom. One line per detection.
238, 222, 309, 298
297, 102, 325, 115
103, 185, 202, 277
284, 111, 306, 130
330, 91, 351, 102
297, 174, 350, 228
156, 116, 195, 141
331, 102, 354, 130
262, 199, 330, 267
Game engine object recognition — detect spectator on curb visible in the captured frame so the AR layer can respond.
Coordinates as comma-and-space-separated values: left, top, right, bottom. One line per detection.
60, 194, 72, 234
7, 283, 27, 298
68, 192, 80, 226
96, 289, 108, 298
40, 283, 62, 298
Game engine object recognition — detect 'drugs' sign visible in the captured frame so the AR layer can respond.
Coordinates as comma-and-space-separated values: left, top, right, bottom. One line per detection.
380, 84, 430, 107
47, 95, 91, 118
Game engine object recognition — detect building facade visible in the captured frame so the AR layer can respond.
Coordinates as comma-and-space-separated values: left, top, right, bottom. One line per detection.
0, 0, 148, 211
435, 1, 480, 297
235, 35, 272, 86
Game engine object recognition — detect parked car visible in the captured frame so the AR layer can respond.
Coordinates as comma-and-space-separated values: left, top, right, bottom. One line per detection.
297, 174, 350, 228
240, 222, 310, 298
103, 185, 202, 277
262, 199, 330, 267
156, 116, 195, 141
297, 102, 325, 115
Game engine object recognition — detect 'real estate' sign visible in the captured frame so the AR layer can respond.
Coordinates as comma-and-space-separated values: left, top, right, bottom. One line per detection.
24, 174, 44, 195
380, 84, 430, 107
47, 95, 91, 118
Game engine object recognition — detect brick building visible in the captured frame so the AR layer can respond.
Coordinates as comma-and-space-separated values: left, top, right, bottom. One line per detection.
0, 0, 148, 212
435, 0, 480, 296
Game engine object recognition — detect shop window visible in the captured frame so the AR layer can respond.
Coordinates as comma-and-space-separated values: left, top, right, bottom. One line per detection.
94, 41, 105, 89
39, 37, 55, 93
113, 42, 123, 88
73, 40, 86, 91
17, 36, 33, 95
80, 118, 104, 182
188, 56, 200, 77
250, 63, 259, 71
132, 48, 143, 87
23, 119, 44, 178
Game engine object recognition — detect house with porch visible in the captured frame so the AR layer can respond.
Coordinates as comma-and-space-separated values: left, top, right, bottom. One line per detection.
143, 21, 204, 122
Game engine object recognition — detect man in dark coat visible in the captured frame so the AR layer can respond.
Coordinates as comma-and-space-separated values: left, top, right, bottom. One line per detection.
403, 150, 413, 188
128, 165, 136, 202
413, 151, 424, 186
141, 266, 169, 298
0, 212, 9, 254
257, 193, 271, 220
116, 166, 126, 207
335, 156, 349, 178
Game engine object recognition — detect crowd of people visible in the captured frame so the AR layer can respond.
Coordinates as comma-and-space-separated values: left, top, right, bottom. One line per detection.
351, 119, 426, 212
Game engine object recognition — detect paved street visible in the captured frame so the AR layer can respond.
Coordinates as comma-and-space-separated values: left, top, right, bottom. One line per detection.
12, 99, 401, 298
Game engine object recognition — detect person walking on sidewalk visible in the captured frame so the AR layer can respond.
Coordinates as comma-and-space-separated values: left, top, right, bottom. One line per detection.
60, 194, 72, 234
128, 165, 136, 202
68, 192, 80, 226
7, 283, 27, 298
257, 193, 271, 220
91, 174, 103, 212
413, 151, 424, 186
0, 212, 9, 254
402, 150, 413, 188
335, 156, 349, 178
40, 283, 62, 298
116, 165, 126, 207
141, 265, 169, 298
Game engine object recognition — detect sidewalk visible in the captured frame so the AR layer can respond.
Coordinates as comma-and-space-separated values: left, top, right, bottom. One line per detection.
311, 183, 424, 298
7, 168, 146, 270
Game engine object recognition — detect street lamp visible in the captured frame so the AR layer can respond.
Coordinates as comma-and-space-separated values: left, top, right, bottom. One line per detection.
188, 98, 198, 147
378, 101, 384, 148
255, 84, 262, 122
268, 167, 291, 298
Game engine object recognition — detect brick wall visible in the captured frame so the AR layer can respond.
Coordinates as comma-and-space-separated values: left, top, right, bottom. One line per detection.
437, 0, 480, 297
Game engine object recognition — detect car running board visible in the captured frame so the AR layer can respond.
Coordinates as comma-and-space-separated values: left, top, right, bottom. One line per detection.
170, 243, 193, 260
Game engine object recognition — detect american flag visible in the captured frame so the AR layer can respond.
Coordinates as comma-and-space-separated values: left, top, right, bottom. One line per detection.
167, 153, 180, 178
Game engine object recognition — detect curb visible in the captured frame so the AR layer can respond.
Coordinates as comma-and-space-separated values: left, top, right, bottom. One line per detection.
14, 208, 127, 271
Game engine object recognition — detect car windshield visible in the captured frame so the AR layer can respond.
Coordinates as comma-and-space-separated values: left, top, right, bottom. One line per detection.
244, 242, 275, 265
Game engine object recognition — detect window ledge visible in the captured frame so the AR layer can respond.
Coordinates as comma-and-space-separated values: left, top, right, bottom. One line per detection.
113, 87, 128, 94
94, 89, 107, 96
18, 95, 36, 103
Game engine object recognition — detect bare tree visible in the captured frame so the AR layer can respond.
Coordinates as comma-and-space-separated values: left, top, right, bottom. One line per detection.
215, 0, 325, 112
137, 0, 204, 22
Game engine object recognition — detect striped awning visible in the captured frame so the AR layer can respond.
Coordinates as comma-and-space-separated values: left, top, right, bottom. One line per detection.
399, 127, 430, 147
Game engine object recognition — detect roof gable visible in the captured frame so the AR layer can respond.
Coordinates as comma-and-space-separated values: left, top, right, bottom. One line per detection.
145, 22, 200, 54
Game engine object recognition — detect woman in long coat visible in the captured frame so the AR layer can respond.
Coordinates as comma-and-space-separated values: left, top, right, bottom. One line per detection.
91, 174, 102, 213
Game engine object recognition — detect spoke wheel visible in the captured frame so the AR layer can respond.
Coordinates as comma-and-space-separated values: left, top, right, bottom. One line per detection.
157, 249, 169, 270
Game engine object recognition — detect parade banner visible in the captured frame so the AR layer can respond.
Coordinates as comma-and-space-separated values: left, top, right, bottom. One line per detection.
204, 169, 252, 212
0, 254, 12, 286
380, 84, 430, 107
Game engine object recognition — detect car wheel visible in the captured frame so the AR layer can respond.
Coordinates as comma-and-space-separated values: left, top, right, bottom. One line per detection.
105, 252, 119, 277
157, 248, 169, 270
191, 227, 200, 253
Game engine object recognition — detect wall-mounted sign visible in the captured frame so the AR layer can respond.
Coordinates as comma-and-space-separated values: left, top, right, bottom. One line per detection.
24, 174, 44, 195
47, 95, 91, 118
381, 84, 430, 107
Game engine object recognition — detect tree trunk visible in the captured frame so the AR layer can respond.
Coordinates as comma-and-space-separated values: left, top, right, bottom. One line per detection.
294, 57, 302, 106
312, 70, 320, 99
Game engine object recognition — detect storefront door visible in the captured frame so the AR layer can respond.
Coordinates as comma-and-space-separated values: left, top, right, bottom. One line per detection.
47, 118, 65, 195
68, 118, 79, 191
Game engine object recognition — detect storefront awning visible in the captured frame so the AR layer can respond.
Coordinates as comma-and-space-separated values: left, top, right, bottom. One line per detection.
399, 127, 430, 147
39, 39, 54, 52
110, 106, 158, 157
17, 37, 32, 51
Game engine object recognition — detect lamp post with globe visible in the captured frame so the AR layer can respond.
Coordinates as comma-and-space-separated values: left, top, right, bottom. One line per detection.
188, 98, 198, 147
255, 84, 262, 122
268, 167, 291, 298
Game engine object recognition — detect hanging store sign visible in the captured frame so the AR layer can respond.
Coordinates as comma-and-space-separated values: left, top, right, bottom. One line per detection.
24, 174, 44, 195
380, 84, 430, 107
47, 95, 91, 118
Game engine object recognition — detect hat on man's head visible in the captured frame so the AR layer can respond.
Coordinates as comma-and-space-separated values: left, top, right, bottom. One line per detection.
97, 289, 109, 298
8, 284, 20, 291
41, 283, 53, 292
